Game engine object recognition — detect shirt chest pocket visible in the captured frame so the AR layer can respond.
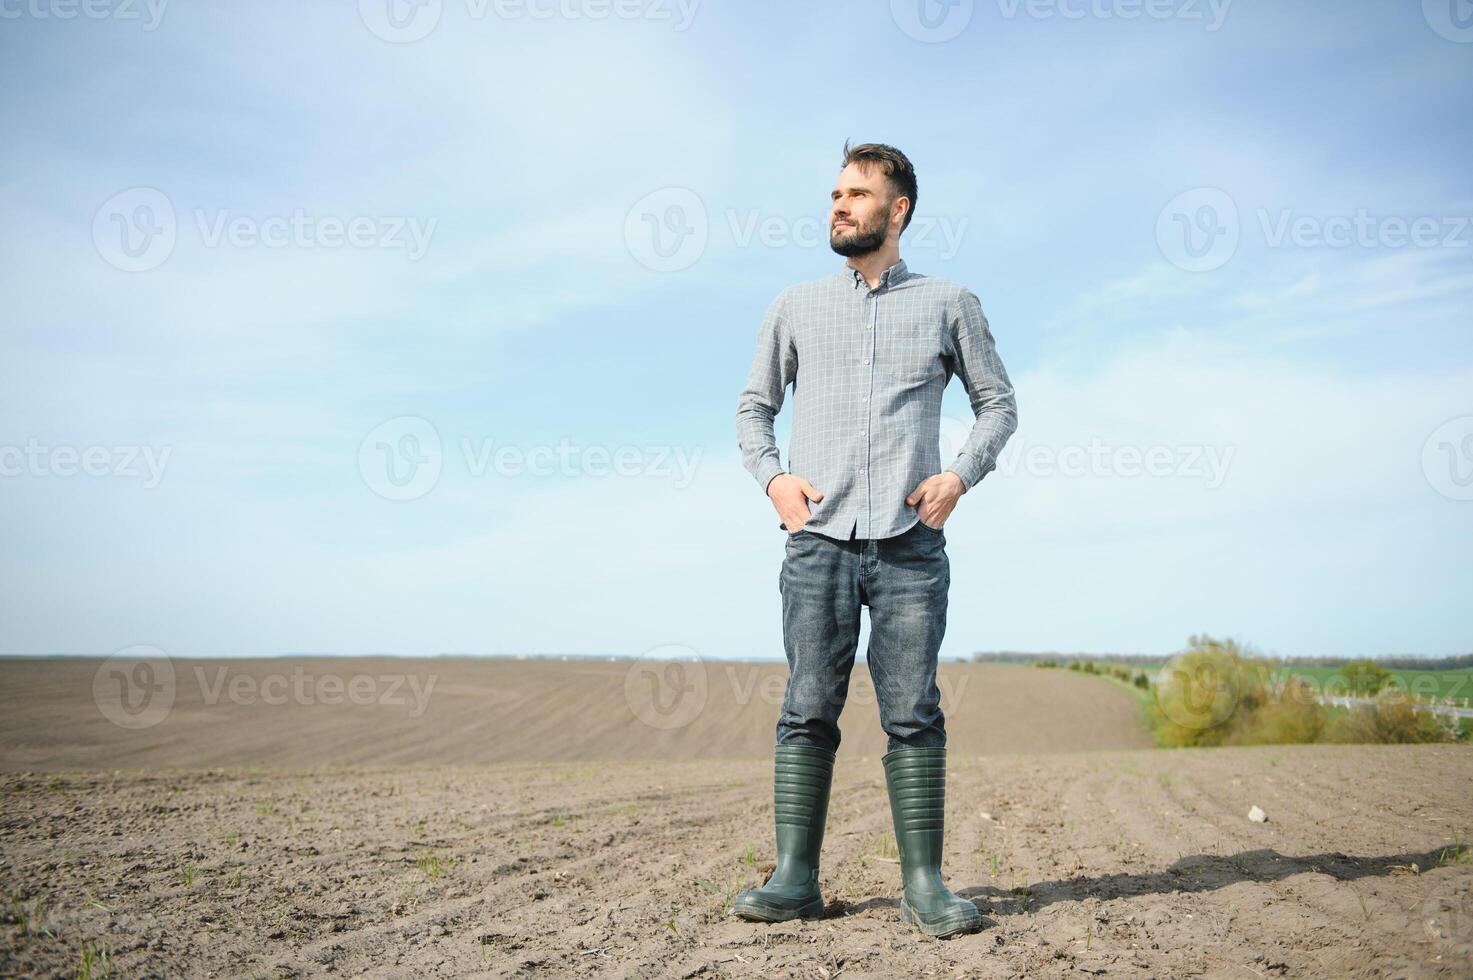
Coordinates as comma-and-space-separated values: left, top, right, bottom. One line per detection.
878, 322, 944, 385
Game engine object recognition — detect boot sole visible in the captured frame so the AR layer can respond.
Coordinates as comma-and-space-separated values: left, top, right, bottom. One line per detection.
899, 897, 983, 938
730, 894, 826, 922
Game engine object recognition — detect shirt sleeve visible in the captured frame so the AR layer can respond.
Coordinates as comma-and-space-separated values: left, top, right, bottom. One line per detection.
736, 290, 797, 494
944, 288, 1018, 490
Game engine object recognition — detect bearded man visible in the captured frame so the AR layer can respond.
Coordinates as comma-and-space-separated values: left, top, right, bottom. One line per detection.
732, 140, 1018, 938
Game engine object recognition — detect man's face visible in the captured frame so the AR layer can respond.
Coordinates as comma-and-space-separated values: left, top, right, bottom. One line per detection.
830, 161, 904, 258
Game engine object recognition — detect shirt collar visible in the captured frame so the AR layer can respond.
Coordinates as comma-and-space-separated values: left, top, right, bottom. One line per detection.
847, 257, 909, 290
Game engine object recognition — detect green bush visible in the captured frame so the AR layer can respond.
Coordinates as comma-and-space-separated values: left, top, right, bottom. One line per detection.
1223, 677, 1326, 745
1323, 691, 1461, 744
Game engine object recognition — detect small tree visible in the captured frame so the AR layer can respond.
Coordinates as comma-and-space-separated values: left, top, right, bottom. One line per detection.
1340, 659, 1392, 696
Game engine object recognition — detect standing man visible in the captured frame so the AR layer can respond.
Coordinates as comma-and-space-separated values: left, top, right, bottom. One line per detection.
730, 141, 1017, 938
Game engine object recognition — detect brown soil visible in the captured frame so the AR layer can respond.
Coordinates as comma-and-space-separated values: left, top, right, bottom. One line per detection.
1, 659, 1469, 978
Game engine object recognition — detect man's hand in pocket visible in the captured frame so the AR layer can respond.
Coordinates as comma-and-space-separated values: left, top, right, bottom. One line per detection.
767, 473, 823, 532
906, 471, 965, 529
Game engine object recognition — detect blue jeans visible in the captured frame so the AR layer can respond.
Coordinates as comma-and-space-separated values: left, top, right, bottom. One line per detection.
775, 520, 949, 754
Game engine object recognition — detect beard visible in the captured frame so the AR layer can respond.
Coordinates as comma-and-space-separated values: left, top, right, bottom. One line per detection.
829, 214, 887, 257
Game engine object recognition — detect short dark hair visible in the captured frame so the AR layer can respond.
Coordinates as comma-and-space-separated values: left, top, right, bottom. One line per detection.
840, 139, 918, 234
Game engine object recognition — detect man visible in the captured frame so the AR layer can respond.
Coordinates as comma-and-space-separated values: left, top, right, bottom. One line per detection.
730, 141, 1017, 938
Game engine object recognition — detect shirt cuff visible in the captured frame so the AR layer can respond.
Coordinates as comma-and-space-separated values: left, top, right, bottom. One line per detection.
945, 456, 984, 491
757, 461, 786, 495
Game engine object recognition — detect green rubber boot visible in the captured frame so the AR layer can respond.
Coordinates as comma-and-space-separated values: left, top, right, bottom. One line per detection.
882, 746, 983, 937
731, 744, 835, 922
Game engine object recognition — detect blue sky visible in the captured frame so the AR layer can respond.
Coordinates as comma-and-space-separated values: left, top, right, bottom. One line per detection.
1, 0, 1470, 661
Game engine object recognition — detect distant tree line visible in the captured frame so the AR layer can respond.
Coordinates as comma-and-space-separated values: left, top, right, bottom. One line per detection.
1276, 653, 1473, 670
971, 650, 1473, 670
971, 651, 1168, 666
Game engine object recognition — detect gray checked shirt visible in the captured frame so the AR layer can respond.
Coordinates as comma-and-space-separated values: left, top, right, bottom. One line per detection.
736, 258, 1017, 540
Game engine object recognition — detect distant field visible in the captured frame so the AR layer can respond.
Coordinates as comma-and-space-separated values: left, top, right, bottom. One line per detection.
1279, 666, 1473, 703
0, 658, 1153, 771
